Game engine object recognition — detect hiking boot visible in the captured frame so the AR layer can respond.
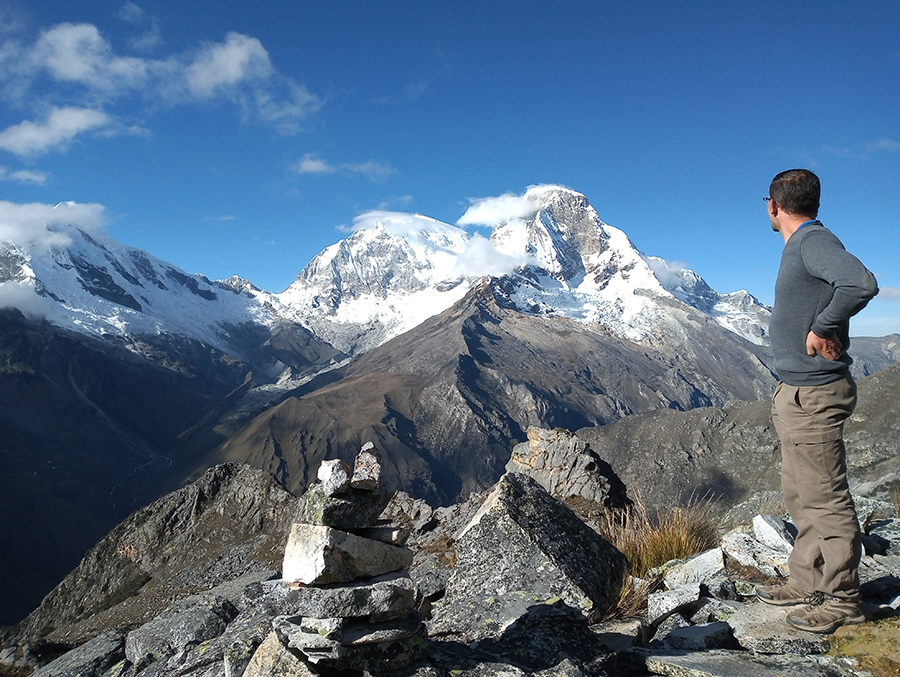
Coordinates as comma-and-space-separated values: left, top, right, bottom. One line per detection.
756, 582, 810, 606
785, 592, 866, 634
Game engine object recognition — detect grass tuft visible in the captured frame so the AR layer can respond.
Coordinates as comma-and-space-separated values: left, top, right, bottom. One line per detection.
592, 496, 718, 621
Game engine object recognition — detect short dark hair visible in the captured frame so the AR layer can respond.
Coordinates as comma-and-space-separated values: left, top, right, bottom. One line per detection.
769, 169, 820, 217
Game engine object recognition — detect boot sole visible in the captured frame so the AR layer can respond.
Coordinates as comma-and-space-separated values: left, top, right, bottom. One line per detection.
758, 595, 806, 606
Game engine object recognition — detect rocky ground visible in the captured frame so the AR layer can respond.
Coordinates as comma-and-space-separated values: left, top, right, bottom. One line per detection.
1, 432, 898, 677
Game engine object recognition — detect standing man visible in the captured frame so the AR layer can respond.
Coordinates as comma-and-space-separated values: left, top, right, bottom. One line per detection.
756, 169, 879, 633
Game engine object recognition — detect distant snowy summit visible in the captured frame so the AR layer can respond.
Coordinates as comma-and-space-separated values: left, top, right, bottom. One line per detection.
277, 185, 770, 352
0, 187, 771, 371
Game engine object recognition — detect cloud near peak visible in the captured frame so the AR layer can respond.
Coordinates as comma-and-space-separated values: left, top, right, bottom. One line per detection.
0, 199, 106, 250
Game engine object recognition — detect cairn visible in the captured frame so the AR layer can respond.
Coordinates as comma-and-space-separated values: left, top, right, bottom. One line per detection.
273, 444, 427, 672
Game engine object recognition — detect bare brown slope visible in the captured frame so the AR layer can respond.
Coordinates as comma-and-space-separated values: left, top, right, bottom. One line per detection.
576, 361, 900, 512
197, 281, 778, 505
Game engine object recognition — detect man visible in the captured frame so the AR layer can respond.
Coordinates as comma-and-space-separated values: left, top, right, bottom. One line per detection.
756, 169, 879, 634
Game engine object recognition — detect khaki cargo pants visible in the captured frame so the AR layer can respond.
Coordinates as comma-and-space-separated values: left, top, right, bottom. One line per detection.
771, 373, 861, 602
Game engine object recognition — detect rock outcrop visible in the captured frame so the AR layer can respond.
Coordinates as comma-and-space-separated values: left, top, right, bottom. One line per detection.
4, 445, 899, 677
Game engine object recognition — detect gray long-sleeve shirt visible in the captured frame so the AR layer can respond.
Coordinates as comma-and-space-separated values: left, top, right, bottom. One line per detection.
770, 222, 879, 386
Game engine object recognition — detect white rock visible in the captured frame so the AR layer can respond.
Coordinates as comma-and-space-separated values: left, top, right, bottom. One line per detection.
663, 547, 726, 590
753, 514, 794, 555
317, 459, 351, 496
282, 523, 413, 585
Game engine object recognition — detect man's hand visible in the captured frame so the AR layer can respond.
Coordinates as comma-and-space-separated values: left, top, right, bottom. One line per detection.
807, 331, 842, 361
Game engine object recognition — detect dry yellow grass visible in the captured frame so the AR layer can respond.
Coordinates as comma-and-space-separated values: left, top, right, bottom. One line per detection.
593, 498, 719, 620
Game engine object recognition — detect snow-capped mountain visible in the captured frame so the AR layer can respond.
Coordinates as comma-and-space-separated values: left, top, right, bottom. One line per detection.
0, 203, 290, 361
0, 189, 770, 376
277, 185, 771, 353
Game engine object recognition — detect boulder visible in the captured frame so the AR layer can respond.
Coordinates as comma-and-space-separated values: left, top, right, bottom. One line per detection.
31, 630, 124, 677
243, 632, 316, 677
124, 595, 238, 665
428, 473, 627, 641
282, 523, 414, 585
506, 427, 629, 509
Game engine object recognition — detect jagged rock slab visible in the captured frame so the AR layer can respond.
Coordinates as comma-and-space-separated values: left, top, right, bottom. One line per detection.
245, 571, 416, 620
505, 427, 629, 508
298, 483, 392, 530
721, 530, 789, 578
753, 514, 794, 555
647, 583, 702, 626
31, 629, 124, 677
660, 548, 727, 590
429, 473, 626, 641
632, 649, 863, 676
282, 523, 414, 585
726, 602, 831, 654
124, 594, 238, 665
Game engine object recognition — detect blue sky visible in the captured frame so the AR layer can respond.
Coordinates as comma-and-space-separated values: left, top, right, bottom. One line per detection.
1, 1, 898, 336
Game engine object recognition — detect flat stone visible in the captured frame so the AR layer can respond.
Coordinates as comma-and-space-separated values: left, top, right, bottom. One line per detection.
352, 526, 410, 545
721, 530, 788, 578
726, 601, 831, 655
665, 622, 738, 650
634, 649, 864, 677
287, 571, 416, 620
688, 598, 742, 624
317, 459, 351, 496
32, 630, 124, 677
282, 523, 414, 585
298, 483, 391, 530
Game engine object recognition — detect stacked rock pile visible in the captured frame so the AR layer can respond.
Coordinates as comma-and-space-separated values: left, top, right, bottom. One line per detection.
272, 445, 427, 673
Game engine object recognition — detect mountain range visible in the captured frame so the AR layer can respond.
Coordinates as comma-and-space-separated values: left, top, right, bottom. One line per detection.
1, 185, 896, 626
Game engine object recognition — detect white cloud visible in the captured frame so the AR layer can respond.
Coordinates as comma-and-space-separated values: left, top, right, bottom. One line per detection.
453, 233, 531, 277
292, 154, 396, 181
0, 21, 323, 147
117, 2, 147, 23
0, 200, 106, 250
343, 160, 396, 182
457, 192, 539, 227
866, 138, 900, 154
185, 32, 272, 99
30, 22, 149, 93
0, 167, 48, 185
0, 107, 109, 157
878, 286, 900, 300
350, 211, 457, 238
293, 153, 336, 174
0, 280, 55, 318
645, 256, 689, 289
